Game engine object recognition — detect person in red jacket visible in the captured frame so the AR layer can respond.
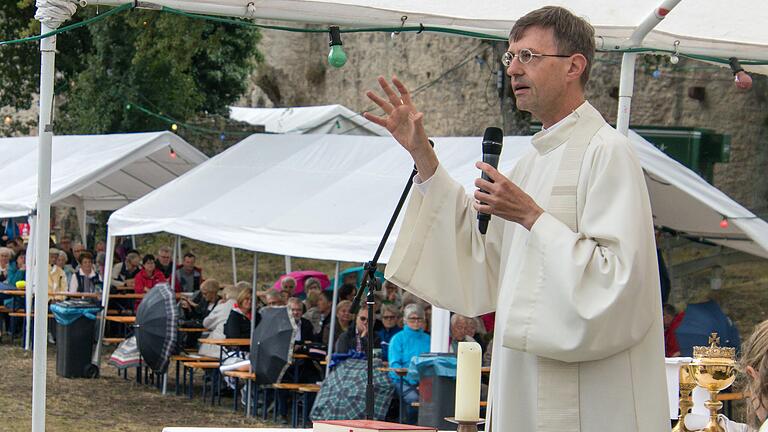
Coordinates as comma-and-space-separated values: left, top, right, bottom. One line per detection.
134, 254, 169, 310
663, 303, 684, 357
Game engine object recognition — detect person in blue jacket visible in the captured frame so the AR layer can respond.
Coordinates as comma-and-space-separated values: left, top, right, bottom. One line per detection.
387, 302, 430, 424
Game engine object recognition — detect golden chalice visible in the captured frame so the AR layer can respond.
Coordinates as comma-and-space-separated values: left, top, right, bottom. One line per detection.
671, 361, 697, 432
688, 333, 737, 432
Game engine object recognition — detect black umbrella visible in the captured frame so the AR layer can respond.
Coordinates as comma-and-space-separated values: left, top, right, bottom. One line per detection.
250, 306, 297, 385
136, 283, 178, 373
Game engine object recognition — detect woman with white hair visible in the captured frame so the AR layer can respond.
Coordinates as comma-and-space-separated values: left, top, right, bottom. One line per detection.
198, 283, 243, 357
0, 247, 12, 284
387, 302, 431, 424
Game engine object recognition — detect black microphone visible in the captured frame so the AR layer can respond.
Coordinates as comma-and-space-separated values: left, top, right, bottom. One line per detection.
478, 127, 503, 235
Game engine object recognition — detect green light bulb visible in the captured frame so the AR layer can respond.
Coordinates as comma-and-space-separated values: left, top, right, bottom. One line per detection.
328, 44, 347, 68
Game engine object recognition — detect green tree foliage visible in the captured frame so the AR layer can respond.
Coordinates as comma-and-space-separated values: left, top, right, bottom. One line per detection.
58, 10, 261, 134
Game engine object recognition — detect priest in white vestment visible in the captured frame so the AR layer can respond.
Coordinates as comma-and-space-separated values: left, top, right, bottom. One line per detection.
364, 6, 669, 432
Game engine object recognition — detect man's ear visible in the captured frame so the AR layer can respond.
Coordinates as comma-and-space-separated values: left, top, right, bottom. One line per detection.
566, 53, 588, 84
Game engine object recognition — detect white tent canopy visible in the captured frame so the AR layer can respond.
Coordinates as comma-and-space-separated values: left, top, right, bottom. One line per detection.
94, 0, 768, 74
108, 132, 768, 261
0, 131, 208, 219
229, 104, 389, 136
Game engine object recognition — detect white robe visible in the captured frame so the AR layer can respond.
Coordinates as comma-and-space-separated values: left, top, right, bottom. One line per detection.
385, 102, 669, 431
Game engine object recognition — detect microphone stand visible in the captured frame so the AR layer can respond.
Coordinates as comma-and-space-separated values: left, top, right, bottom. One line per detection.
350, 166, 417, 420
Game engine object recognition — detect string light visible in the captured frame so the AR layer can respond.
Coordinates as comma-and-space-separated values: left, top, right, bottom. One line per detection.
169, 147, 177, 159
328, 26, 347, 68
729, 57, 753, 90
669, 40, 680, 65
170, 123, 178, 131
719, 216, 729, 229
3, 116, 11, 125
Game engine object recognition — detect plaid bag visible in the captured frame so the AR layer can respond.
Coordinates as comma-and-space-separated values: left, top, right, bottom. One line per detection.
311, 357, 394, 421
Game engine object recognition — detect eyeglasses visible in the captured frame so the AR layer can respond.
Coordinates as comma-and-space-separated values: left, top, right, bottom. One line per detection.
382, 315, 397, 320
407, 317, 424, 322
502, 48, 571, 66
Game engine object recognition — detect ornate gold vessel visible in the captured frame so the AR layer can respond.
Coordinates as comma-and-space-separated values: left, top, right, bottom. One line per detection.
688, 333, 737, 432
671, 361, 697, 432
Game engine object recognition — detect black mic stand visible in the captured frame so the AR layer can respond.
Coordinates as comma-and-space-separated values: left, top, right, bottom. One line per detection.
350, 166, 417, 420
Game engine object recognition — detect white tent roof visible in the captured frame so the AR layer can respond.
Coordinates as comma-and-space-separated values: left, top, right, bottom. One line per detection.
96, 0, 768, 74
0, 132, 208, 218
229, 105, 389, 136
108, 132, 768, 262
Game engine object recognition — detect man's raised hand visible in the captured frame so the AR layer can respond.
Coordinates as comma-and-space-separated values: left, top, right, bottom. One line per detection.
364, 76, 438, 177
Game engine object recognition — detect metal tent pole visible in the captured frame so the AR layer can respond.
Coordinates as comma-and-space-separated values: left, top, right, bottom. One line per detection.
325, 261, 341, 377
31, 21, 57, 432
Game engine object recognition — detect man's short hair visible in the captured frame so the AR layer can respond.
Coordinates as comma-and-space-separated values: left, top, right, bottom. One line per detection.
509, 6, 595, 86
320, 290, 333, 304
380, 303, 400, 317
183, 252, 196, 260
158, 246, 172, 255
201, 279, 221, 293
126, 252, 140, 264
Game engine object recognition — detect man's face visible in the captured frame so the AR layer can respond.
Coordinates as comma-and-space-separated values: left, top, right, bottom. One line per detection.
506, 26, 571, 121
381, 310, 398, 329
267, 294, 283, 307
158, 251, 172, 266
73, 244, 85, 258
317, 295, 330, 313
0, 252, 9, 267
95, 242, 106, 253
183, 256, 195, 271
60, 238, 71, 251
281, 279, 296, 294
289, 302, 303, 320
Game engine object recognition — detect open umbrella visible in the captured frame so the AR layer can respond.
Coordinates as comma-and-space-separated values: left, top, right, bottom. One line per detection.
136, 283, 178, 373
250, 306, 297, 385
676, 300, 740, 357
273, 270, 330, 295
328, 266, 384, 290
310, 356, 393, 421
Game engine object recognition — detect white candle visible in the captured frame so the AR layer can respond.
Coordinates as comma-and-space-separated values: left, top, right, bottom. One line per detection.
455, 341, 482, 421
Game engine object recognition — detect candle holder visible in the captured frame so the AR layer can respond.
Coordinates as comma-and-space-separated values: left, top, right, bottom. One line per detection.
445, 417, 485, 432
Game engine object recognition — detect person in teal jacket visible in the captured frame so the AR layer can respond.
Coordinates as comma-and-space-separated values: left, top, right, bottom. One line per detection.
387, 302, 430, 424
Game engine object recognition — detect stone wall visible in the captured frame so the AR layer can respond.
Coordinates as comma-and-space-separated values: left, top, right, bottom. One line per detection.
243, 25, 768, 216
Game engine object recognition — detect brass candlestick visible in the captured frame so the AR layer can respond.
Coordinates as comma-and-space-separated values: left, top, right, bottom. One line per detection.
671, 361, 696, 432
445, 417, 485, 432
688, 333, 737, 432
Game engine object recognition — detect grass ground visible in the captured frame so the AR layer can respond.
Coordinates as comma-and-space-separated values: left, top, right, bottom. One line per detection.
0, 343, 283, 432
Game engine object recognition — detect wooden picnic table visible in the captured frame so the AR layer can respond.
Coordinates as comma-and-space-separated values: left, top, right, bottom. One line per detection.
104, 316, 136, 324
0, 290, 25, 296
179, 327, 206, 333
198, 338, 250, 346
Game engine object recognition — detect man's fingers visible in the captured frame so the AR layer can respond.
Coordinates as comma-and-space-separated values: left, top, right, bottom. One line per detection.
366, 90, 394, 114
363, 112, 389, 128
475, 161, 504, 182
392, 76, 413, 105
474, 177, 495, 192
472, 201, 492, 214
474, 189, 493, 204
378, 76, 403, 107
410, 111, 426, 136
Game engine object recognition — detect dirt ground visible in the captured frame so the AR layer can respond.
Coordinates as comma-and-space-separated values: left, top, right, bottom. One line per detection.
0, 343, 285, 432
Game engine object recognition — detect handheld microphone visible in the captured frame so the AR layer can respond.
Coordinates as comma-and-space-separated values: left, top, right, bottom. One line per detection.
478, 127, 503, 235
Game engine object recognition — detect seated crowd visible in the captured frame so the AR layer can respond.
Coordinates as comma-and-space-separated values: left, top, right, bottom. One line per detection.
1, 232, 496, 424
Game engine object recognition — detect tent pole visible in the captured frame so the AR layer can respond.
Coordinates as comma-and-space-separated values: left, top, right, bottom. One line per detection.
31, 21, 57, 432
249, 253, 258, 340
75, 198, 87, 249
94, 234, 116, 368
170, 236, 179, 292
24, 216, 36, 351
325, 261, 341, 377
616, 52, 637, 136
231, 248, 238, 285
616, 0, 683, 136
284, 255, 292, 274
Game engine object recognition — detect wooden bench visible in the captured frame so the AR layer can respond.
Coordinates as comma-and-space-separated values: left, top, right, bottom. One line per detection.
9, 312, 53, 318
171, 354, 217, 396
183, 361, 222, 402
103, 337, 125, 344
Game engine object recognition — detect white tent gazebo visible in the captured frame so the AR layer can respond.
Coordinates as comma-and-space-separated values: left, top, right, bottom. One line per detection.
0, 131, 207, 350
229, 104, 389, 136
96, 131, 768, 372
30, 0, 768, 430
